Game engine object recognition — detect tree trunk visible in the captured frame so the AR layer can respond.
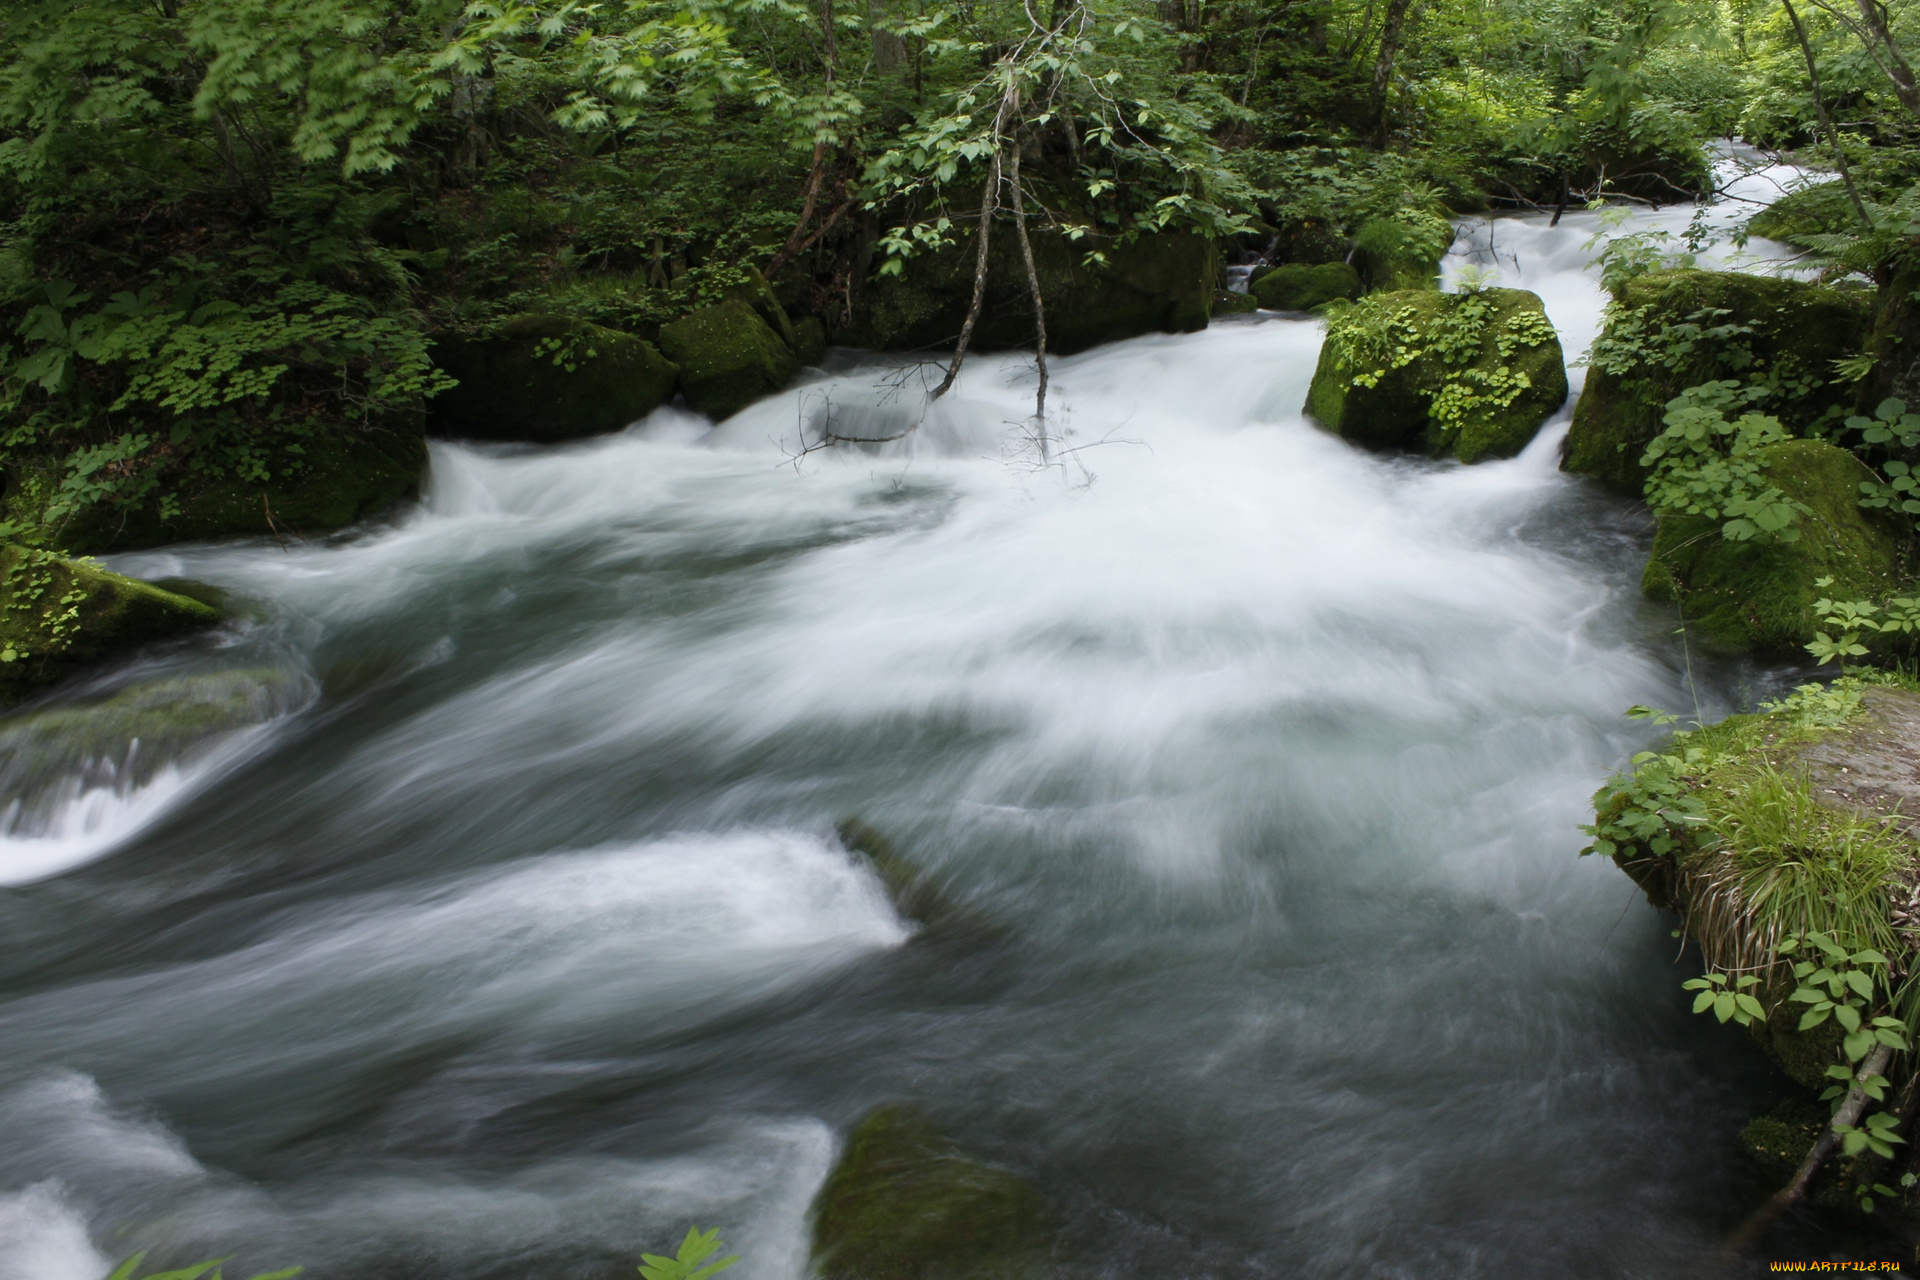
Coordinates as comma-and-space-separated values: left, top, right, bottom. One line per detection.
933, 73, 1021, 400
1006, 129, 1050, 456
1783, 0, 1872, 228
1368, 0, 1414, 146
1853, 0, 1920, 118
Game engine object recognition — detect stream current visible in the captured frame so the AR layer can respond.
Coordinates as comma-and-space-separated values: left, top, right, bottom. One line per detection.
0, 157, 1856, 1277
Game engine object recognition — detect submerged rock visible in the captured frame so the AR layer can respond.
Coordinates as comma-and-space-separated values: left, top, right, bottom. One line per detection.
842, 228, 1214, 355
1563, 270, 1870, 493
429, 315, 679, 443
0, 667, 305, 785
1304, 287, 1567, 463
0, 548, 221, 702
836, 818, 956, 926
1642, 439, 1904, 653
1249, 261, 1361, 312
811, 1108, 1054, 1280
658, 299, 799, 420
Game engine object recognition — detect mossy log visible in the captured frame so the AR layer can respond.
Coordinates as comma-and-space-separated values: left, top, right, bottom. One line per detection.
810, 1108, 1054, 1280
1250, 261, 1362, 311
1304, 287, 1568, 464
0, 547, 220, 702
429, 315, 679, 443
1642, 439, 1905, 653
1563, 270, 1871, 494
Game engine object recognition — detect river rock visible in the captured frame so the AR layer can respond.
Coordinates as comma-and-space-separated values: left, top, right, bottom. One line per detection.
429, 315, 679, 443
810, 1108, 1054, 1280
1748, 180, 1854, 245
1250, 261, 1361, 311
9, 421, 427, 555
1563, 270, 1871, 493
842, 227, 1214, 355
1304, 287, 1568, 463
1641, 439, 1905, 653
0, 667, 304, 781
0, 548, 222, 702
658, 299, 799, 420
795, 315, 829, 365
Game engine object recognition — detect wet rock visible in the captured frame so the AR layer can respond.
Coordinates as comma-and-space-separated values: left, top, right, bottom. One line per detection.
1350, 213, 1453, 293
658, 299, 799, 420
0, 667, 305, 783
795, 315, 829, 366
836, 819, 955, 926
1304, 287, 1568, 464
429, 315, 679, 443
1211, 290, 1259, 317
0, 548, 222, 702
1642, 439, 1904, 653
1563, 270, 1871, 493
843, 228, 1215, 355
811, 1108, 1054, 1280
1748, 180, 1854, 245
1249, 261, 1361, 312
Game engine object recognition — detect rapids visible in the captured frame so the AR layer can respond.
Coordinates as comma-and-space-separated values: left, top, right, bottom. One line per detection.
0, 153, 1859, 1277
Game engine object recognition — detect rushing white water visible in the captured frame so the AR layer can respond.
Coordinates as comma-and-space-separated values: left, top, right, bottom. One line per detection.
0, 152, 1864, 1277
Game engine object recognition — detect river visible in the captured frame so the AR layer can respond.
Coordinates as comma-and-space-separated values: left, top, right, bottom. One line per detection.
0, 154, 1859, 1277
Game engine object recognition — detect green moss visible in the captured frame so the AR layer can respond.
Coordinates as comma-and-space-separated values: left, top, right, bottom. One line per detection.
1305, 288, 1568, 464
11, 421, 428, 556
1211, 290, 1259, 317
658, 298, 799, 419
1738, 1101, 1827, 1178
811, 1108, 1054, 1280
1644, 439, 1904, 653
848, 228, 1215, 355
429, 315, 679, 443
0, 668, 304, 771
1563, 270, 1871, 493
1749, 181, 1855, 244
0, 547, 220, 702
1350, 214, 1452, 292
1250, 261, 1362, 311
795, 315, 828, 365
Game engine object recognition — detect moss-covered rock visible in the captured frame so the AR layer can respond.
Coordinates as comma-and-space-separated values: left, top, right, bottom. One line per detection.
1564, 270, 1871, 493
844, 228, 1215, 355
1642, 439, 1905, 652
1211, 290, 1259, 317
795, 315, 829, 365
1304, 288, 1568, 463
1250, 261, 1362, 311
9, 421, 428, 556
811, 1108, 1054, 1280
1350, 213, 1454, 293
429, 315, 678, 443
658, 298, 799, 420
0, 667, 305, 778
0, 547, 221, 702
1749, 180, 1855, 245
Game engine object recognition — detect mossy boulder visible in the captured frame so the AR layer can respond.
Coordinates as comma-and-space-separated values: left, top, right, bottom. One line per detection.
1304, 288, 1568, 464
1748, 180, 1855, 245
844, 227, 1215, 355
811, 1108, 1054, 1280
429, 315, 679, 443
0, 547, 221, 702
0, 667, 305, 782
795, 315, 829, 365
1563, 270, 1871, 493
1642, 439, 1905, 653
1250, 261, 1362, 311
1350, 213, 1454, 293
1212, 290, 1259, 317
8, 421, 427, 555
658, 298, 799, 420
